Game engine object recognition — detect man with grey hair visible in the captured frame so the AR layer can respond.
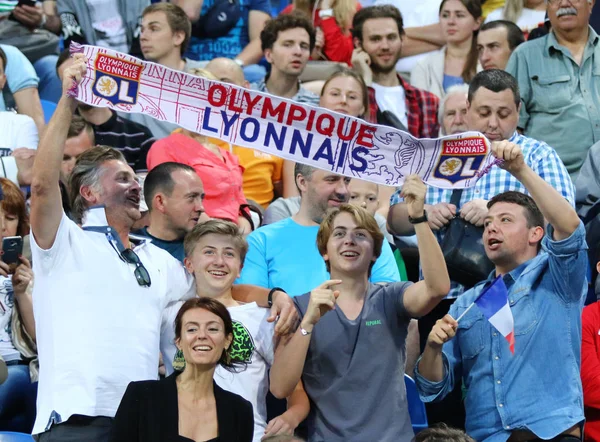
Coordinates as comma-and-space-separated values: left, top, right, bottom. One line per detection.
439, 84, 469, 136
506, 0, 600, 179
29, 54, 297, 442
238, 163, 400, 297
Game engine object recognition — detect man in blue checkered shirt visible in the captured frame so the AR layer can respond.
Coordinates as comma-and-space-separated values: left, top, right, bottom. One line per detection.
387, 69, 574, 430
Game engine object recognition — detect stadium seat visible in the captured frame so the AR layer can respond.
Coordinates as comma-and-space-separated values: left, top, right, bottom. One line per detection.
0, 432, 34, 441
41, 99, 57, 124
405, 374, 428, 434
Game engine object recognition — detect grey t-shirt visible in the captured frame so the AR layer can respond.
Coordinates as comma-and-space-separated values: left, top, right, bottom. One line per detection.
294, 282, 415, 442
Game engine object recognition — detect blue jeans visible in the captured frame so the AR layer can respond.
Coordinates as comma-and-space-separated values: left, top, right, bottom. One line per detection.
0, 363, 37, 432
33, 55, 62, 104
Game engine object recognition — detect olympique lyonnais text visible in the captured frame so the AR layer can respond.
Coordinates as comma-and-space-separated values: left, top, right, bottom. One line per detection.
202, 84, 379, 173
95, 55, 142, 80
443, 138, 487, 155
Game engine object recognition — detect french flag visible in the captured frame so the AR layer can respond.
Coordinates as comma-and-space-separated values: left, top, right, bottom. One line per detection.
474, 276, 515, 354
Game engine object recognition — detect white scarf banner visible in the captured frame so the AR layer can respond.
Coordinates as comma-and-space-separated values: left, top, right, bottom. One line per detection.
69, 43, 499, 189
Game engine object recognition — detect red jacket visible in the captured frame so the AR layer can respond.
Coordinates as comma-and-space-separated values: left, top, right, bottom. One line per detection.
582, 301, 600, 441
280, 4, 360, 66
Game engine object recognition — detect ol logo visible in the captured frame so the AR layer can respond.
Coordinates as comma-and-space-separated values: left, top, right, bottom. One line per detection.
92, 53, 142, 105
433, 137, 489, 184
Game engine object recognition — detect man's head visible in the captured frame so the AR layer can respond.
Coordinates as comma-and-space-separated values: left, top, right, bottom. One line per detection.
144, 162, 206, 238
547, 0, 595, 35
483, 191, 544, 272
439, 84, 469, 135
260, 13, 315, 78
140, 3, 191, 61
477, 20, 524, 70
352, 5, 405, 74
0, 47, 6, 91
348, 179, 379, 216
466, 69, 520, 141
205, 58, 249, 88
183, 219, 248, 297
69, 147, 141, 225
295, 164, 350, 223
62, 115, 95, 182
317, 204, 383, 276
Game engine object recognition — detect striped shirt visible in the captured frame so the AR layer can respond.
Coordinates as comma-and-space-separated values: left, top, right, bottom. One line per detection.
251, 79, 320, 106
391, 131, 575, 299
91, 111, 155, 173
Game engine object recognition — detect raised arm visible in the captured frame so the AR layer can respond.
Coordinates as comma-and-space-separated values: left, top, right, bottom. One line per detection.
400, 175, 450, 317
492, 140, 580, 240
30, 54, 86, 249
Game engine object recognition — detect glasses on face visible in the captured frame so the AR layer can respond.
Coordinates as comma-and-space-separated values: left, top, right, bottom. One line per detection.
120, 248, 152, 287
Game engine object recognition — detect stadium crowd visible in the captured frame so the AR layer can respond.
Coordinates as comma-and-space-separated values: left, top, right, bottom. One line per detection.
0, 0, 599, 440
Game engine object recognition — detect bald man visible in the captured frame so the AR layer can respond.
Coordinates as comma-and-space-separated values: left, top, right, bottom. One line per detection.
206, 58, 249, 88
204, 59, 286, 208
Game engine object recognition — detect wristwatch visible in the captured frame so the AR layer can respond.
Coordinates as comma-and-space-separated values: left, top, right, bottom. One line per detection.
300, 327, 312, 336
233, 58, 245, 68
267, 287, 285, 308
318, 8, 333, 18
408, 211, 428, 224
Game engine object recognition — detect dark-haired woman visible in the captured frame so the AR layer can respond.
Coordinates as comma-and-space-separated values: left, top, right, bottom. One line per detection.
411, 0, 482, 98
110, 297, 254, 442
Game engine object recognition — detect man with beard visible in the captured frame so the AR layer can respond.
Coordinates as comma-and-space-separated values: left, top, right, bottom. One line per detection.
29, 54, 299, 442
56, 51, 155, 173
506, 0, 600, 179
238, 164, 400, 297
351, 5, 440, 138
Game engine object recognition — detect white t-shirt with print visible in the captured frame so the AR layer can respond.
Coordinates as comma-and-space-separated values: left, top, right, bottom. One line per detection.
161, 302, 275, 442
31, 207, 195, 435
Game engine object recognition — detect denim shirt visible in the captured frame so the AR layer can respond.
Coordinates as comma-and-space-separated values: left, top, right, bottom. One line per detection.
415, 222, 588, 442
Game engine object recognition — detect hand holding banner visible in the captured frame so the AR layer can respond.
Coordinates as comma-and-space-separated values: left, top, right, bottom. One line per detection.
69, 43, 498, 189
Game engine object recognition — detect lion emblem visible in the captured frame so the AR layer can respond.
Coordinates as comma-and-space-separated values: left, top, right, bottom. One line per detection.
230, 320, 255, 363
439, 158, 462, 176
97, 75, 118, 97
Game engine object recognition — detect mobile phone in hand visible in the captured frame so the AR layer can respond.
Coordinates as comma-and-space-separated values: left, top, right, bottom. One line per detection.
2, 236, 23, 267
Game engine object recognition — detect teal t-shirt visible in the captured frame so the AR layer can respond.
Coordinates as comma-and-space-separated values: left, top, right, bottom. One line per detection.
237, 218, 400, 296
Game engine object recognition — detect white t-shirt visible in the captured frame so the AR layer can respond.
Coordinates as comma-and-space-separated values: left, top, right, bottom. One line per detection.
31, 207, 195, 435
0, 276, 20, 362
162, 302, 275, 442
371, 82, 409, 130
373, 0, 443, 73
485, 8, 546, 35
0, 112, 39, 153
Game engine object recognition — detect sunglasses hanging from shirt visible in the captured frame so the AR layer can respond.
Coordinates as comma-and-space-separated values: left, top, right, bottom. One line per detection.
82, 226, 152, 288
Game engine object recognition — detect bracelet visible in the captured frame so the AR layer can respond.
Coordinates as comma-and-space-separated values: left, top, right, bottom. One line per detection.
268, 286, 285, 308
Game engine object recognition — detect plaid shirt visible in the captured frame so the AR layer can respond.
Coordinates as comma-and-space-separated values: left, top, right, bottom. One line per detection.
251, 79, 320, 106
367, 75, 440, 138
391, 132, 575, 299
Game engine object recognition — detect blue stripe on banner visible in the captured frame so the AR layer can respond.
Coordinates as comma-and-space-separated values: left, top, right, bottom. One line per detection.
474, 276, 509, 319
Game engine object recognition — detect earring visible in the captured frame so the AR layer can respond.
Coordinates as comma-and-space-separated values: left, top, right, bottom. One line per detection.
173, 349, 186, 371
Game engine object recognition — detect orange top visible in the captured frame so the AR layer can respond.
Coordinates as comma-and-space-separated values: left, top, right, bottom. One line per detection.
209, 138, 283, 208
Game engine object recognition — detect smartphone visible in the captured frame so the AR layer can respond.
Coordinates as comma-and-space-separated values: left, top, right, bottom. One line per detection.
2, 236, 23, 266
16, 0, 37, 7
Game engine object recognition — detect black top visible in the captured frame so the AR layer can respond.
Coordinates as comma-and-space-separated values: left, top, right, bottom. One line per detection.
90, 110, 155, 173
109, 372, 253, 442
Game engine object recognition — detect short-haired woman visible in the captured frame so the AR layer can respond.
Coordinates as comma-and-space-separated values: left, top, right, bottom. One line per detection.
110, 297, 254, 442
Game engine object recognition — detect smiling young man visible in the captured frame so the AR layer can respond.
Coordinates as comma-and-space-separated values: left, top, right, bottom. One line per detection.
415, 140, 588, 442
269, 176, 451, 442
160, 220, 310, 442
253, 14, 320, 105
351, 5, 440, 136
